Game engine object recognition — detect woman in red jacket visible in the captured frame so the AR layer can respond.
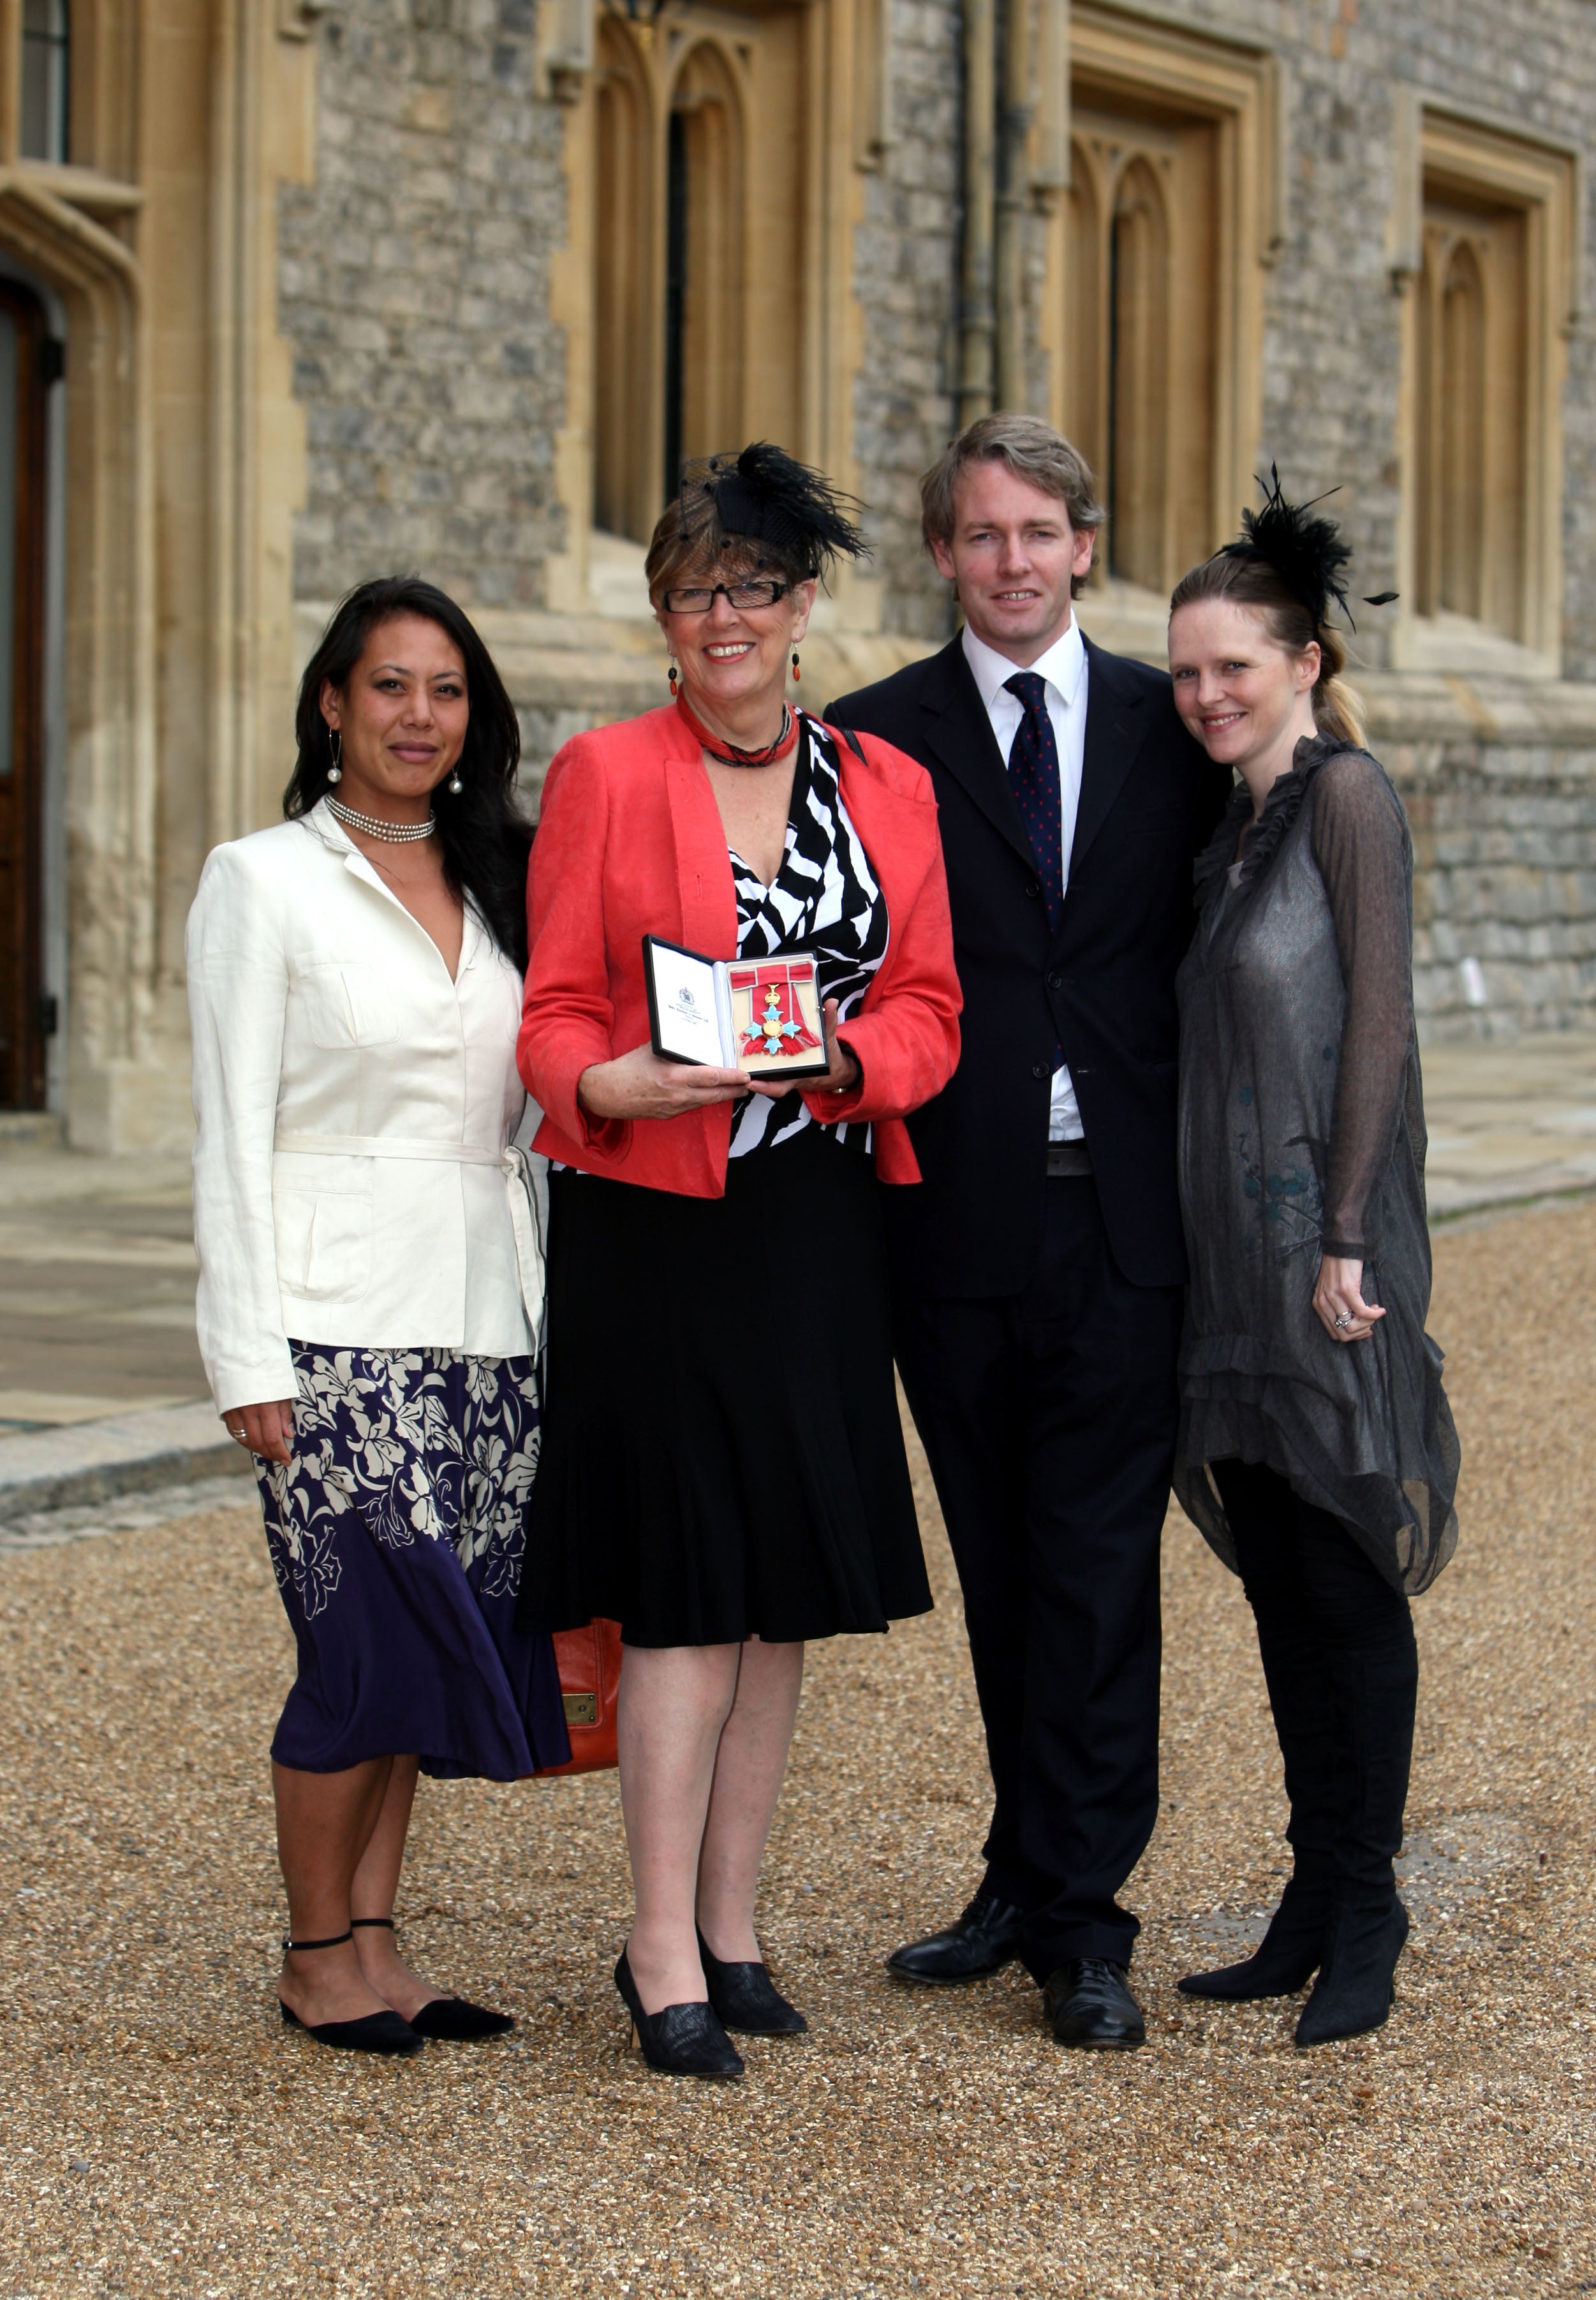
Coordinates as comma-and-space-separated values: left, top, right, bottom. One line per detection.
517, 445, 961, 2080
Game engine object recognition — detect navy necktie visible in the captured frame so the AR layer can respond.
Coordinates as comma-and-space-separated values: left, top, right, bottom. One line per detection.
1003, 671, 1065, 1080
1003, 672, 1064, 933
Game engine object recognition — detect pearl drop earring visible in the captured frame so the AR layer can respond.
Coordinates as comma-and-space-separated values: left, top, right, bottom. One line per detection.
447, 768, 464, 793
327, 729, 343, 784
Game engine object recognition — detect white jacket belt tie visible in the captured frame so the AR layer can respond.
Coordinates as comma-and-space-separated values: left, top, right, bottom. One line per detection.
272, 1132, 546, 1342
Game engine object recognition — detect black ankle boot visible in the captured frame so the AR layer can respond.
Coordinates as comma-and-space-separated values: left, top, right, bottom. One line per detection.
1295, 1894, 1409, 2047
1179, 1867, 1332, 2000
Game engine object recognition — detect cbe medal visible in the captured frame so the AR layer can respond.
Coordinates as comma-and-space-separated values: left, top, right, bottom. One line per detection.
727, 957, 824, 1072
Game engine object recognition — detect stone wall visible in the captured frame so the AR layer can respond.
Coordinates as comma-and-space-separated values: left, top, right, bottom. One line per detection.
850, 0, 963, 640
277, 0, 568, 612
270, 0, 1596, 1048
1114, 0, 1596, 676
1366, 681, 1596, 1040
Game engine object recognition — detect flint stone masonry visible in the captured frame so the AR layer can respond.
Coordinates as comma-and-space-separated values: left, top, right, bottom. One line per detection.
850, 0, 964, 640
278, 0, 567, 610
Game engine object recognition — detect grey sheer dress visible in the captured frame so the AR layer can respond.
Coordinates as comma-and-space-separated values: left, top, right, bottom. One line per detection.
1172, 735, 1460, 1595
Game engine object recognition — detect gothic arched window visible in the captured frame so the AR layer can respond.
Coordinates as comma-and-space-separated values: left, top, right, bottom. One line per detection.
1414, 186, 1527, 641
589, 3, 799, 545
1066, 98, 1212, 594
594, 19, 653, 540
665, 43, 744, 490
21, 0, 71, 164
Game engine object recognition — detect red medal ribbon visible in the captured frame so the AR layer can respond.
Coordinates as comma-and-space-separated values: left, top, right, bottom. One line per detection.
676, 693, 801, 768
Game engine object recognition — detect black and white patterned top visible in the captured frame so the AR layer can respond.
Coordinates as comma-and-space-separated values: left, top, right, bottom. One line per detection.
726, 716, 890, 1158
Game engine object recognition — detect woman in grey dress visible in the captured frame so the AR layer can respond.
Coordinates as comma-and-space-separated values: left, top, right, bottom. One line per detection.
1166, 480, 1459, 2048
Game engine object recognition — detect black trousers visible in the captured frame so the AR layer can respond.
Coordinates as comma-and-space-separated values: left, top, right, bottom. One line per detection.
892, 1175, 1182, 1977
1212, 1459, 1417, 1903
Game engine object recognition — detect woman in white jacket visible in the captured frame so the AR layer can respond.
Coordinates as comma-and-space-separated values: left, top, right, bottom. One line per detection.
187, 577, 568, 2057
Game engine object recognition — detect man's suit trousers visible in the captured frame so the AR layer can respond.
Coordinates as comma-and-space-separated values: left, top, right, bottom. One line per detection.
892, 1173, 1181, 1977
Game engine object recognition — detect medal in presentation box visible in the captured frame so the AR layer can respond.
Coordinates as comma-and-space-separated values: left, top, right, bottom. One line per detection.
642, 935, 830, 1081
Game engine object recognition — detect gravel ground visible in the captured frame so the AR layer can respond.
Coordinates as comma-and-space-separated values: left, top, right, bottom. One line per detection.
2, 1202, 1593, 2299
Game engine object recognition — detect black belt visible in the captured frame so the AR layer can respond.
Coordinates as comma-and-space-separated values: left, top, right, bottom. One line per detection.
1046, 1140, 1093, 1179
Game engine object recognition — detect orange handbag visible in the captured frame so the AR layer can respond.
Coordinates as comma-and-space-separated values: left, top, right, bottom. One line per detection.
535, 1619, 623, 1776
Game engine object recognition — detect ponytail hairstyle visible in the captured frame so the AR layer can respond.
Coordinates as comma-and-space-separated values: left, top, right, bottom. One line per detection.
284, 577, 532, 973
1169, 469, 1398, 749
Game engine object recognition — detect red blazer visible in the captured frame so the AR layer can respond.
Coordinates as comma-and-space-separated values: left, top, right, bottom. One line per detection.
519, 705, 962, 1195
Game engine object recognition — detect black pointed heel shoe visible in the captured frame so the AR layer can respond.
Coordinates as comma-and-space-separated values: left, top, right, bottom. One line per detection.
614, 1950, 744, 2080
278, 1928, 425, 2056
697, 1929, 807, 2036
351, 1916, 515, 2041
1178, 1874, 1331, 2001
1294, 1896, 1410, 2049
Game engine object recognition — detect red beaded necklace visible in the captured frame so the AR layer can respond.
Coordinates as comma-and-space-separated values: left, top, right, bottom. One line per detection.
676, 692, 801, 769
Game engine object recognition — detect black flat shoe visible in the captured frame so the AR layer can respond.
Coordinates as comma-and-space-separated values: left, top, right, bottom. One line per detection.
1294, 1897, 1409, 2049
277, 1928, 424, 2057
887, 1891, 1027, 1986
697, 1929, 806, 2036
348, 1915, 514, 2040
1179, 1873, 1331, 2001
1043, 1958, 1145, 2050
408, 1996, 515, 2041
280, 2001, 425, 2054
614, 1950, 744, 2080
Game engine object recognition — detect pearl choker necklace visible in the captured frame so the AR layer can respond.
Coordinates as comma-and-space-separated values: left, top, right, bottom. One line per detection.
327, 795, 436, 844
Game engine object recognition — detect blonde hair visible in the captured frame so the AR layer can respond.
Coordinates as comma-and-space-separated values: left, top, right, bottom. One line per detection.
1169, 551, 1366, 748
920, 414, 1105, 597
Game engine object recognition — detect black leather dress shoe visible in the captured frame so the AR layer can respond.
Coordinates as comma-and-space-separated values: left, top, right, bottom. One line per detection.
1043, 1958, 1145, 2049
886, 1892, 1027, 1986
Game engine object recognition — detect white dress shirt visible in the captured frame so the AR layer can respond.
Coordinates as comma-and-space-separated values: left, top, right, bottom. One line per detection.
961, 618, 1089, 1141
186, 800, 545, 1414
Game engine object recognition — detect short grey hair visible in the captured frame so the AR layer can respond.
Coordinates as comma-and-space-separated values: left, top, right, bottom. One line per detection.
920, 414, 1105, 594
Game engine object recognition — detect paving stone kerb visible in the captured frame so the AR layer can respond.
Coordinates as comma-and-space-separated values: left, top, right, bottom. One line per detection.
0, 1404, 252, 1528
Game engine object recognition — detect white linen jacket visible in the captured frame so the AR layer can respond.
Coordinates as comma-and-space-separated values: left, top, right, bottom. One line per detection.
186, 800, 545, 1415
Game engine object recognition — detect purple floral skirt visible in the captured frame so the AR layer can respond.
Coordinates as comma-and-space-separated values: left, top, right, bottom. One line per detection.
255, 1343, 570, 1779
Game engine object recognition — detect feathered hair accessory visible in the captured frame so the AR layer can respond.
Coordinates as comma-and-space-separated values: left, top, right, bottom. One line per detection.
1220, 465, 1397, 633
691, 443, 869, 579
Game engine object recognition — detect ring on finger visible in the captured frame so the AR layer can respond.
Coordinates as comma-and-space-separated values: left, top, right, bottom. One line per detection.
1333, 1312, 1353, 1330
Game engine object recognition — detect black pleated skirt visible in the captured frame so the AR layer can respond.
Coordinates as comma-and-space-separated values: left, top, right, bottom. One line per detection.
517, 1122, 931, 1647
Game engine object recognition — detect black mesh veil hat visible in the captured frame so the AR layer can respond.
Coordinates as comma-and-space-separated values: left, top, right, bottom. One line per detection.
681, 443, 869, 583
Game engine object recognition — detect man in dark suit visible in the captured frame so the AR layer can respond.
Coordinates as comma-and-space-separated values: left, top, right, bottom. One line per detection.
827, 414, 1229, 2049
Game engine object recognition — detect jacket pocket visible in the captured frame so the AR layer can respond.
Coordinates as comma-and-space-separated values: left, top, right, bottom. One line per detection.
273, 1186, 373, 1299
297, 964, 399, 1050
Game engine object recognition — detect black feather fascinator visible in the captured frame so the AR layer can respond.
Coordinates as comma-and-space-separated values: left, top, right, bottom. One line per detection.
1220, 465, 1397, 631
693, 443, 869, 579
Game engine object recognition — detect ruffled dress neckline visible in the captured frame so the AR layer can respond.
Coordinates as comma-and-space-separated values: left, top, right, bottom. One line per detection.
1193, 733, 1357, 911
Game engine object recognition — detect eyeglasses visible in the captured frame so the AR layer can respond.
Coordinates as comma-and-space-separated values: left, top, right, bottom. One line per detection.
661, 579, 792, 614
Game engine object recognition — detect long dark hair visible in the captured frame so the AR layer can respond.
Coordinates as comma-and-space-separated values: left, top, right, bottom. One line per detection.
285, 577, 532, 972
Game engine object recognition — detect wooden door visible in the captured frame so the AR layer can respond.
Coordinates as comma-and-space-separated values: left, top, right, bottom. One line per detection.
0, 282, 49, 1110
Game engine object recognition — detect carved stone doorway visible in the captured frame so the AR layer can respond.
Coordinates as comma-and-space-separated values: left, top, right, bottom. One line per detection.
0, 279, 50, 1110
